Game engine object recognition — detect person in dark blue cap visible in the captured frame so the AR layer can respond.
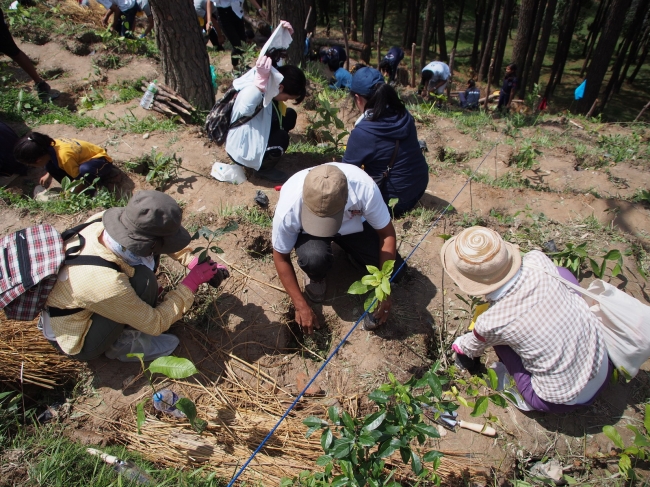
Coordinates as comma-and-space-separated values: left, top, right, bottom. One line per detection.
342, 67, 429, 218
379, 46, 404, 84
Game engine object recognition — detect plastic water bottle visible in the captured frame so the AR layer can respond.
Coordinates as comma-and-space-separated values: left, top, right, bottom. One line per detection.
152, 389, 185, 418
140, 80, 157, 110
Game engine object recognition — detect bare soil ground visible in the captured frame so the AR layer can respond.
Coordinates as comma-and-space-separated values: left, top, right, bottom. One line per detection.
2, 31, 650, 486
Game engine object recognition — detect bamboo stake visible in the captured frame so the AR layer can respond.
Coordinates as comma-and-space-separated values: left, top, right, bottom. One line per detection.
214, 255, 287, 293
586, 98, 599, 118
446, 48, 456, 102
484, 58, 494, 110
634, 100, 650, 122
410, 43, 416, 87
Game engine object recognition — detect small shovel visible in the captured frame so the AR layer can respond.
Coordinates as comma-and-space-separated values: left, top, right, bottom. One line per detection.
424, 407, 497, 437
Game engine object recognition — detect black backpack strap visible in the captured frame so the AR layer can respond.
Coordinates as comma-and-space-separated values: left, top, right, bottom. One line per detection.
230, 102, 264, 129
382, 139, 400, 180
64, 255, 120, 272
62, 218, 103, 258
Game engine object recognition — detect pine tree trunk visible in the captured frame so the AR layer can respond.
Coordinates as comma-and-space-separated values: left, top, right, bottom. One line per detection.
576, 0, 632, 114
148, 0, 213, 110
436, 0, 447, 61
420, 0, 435, 69
543, 0, 581, 99
512, 0, 536, 72
270, 0, 308, 65
478, 0, 501, 80
470, 0, 486, 71
600, 0, 649, 109
519, 0, 544, 98
350, 0, 358, 41
580, 0, 611, 77
479, 0, 494, 62
629, 33, 649, 83
492, 0, 515, 84
581, 0, 606, 57
616, 13, 650, 92
529, 0, 557, 90
363, 0, 378, 47
453, 0, 466, 51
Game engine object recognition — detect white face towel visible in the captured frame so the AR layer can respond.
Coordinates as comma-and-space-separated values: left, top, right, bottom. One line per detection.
232, 23, 293, 107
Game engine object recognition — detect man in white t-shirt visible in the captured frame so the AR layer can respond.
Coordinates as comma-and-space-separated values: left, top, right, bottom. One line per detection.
272, 163, 405, 334
420, 61, 450, 97
97, 0, 138, 37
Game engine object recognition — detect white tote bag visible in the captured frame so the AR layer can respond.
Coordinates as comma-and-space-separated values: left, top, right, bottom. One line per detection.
526, 264, 650, 379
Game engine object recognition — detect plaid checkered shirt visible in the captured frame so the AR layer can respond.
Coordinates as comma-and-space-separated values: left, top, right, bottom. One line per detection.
456, 250, 607, 404
46, 213, 194, 355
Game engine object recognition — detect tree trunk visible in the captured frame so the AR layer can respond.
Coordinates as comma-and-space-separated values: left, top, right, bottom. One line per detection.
616, 10, 650, 92
492, 0, 515, 84
453, 0, 466, 51
306, 0, 317, 33
350, 0, 358, 41
363, 0, 378, 46
529, 0, 557, 90
580, 0, 611, 77
479, 0, 494, 62
148, 0, 213, 110
380, 0, 388, 32
543, 0, 581, 100
435, 0, 448, 61
629, 33, 649, 83
470, 0, 486, 71
270, 0, 308, 65
519, 0, 544, 98
576, 0, 632, 114
478, 0, 501, 80
600, 0, 650, 110
420, 0, 435, 69
512, 0, 536, 73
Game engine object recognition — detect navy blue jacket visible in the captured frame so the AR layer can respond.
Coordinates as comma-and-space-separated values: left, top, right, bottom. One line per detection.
342, 109, 428, 214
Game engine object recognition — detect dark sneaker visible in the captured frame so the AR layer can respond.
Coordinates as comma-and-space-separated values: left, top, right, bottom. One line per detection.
256, 167, 288, 182
303, 274, 326, 303
34, 81, 60, 101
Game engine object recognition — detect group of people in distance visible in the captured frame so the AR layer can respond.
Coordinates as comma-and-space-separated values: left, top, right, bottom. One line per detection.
2, 11, 607, 416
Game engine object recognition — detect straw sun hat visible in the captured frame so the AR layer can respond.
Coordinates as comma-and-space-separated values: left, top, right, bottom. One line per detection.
441, 226, 522, 296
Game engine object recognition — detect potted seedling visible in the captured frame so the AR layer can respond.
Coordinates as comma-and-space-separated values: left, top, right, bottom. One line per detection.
348, 260, 395, 330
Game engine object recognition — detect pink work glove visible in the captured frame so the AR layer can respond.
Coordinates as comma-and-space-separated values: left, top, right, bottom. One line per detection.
182, 260, 219, 293
279, 20, 294, 35
254, 55, 273, 92
451, 337, 464, 355
188, 255, 230, 288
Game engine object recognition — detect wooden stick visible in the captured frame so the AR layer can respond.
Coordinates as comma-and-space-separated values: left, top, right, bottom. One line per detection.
634, 100, 650, 122
410, 43, 416, 87
215, 255, 287, 293
340, 19, 350, 71
376, 27, 382, 66
304, 6, 312, 30
484, 58, 494, 110
446, 47, 456, 101
586, 98, 599, 118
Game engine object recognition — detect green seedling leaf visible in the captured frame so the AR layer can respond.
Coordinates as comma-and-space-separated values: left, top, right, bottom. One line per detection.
361, 275, 379, 286
136, 400, 146, 434
388, 198, 399, 209
210, 246, 224, 254
174, 397, 199, 429
375, 285, 385, 302
423, 450, 444, 462
412, 424, 440, 438
366, 265, 380, 274
348, 281, 370, 294
321, 428, 333, 450
456, 395, 471, 408
603, 249, 622, 261
362, 410, 387, 430
148, 356, 199, 379
470, 396, 489, 417
400, 446, 410, 464
644, 404, 650, 434
381, 276, 391, 295
328, 406, 340, 423
439, 234, 452, 241
487, 368, 498, 390
315, 454, 333, 466
395, 403, 408, 426
364, 294, 378, 313
341, 411, 355, 431
127, 352, 145, 371
411, 451, 423, 475
589, 258, 601, 277
303, 416, 327, 428
489, 394, 507, 408
612, 262, 622, 278
603, 425, 625, 449
627, 425, 650, 447
358, 434, 377, 447
331, 438, 354, 459
381, 259, 395, 275
427, 373, 443, 398
222, 221, 239, 232
378, 438, 401, 458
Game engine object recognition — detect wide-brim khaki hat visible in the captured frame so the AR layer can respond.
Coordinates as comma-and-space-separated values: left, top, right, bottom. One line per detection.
103, 190, 191, 257
441, 226, 521, 296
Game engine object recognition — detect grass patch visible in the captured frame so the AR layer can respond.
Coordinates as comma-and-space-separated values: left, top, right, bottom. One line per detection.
104, 109, 180, 134
467, 170, 539, 190
108, 78, 145, 103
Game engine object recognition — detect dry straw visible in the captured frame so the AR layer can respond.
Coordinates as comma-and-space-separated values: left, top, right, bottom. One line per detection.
0, 314, 82, 389
59, 0, 107, 28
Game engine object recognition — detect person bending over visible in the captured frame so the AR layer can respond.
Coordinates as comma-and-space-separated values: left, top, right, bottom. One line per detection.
272, 163, 405, 333
226, 52, 306, 182
320, 46, 351, 90
215, 0, 267, 68
420, 60, 450, 98
44, 191, 229, 361
443, 226, 610, 413
194, 0, 225, 49
378, 46, 404, 84
343, 67, 429, 218
14, 132, 121, 188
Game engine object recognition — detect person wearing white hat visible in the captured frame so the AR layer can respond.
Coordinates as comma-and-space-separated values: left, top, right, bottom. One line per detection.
441, 226, 611, 413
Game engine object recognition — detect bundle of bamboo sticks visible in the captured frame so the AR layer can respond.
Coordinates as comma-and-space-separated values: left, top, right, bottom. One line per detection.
139, 81, 196, 124
0, 315, 82, 389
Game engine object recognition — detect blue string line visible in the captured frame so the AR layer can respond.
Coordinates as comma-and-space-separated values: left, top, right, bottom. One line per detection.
226, 145, 497, 486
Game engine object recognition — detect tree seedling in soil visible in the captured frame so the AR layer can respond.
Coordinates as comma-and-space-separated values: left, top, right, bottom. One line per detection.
510, 141, 541, 170
190, 222, 239, 264
308, 92, 349, 150
602, 404, 650, 481
549, 243, 625, 279
128, 353, 207, 434
347, 260, 395, 314
285, 363, 450, 486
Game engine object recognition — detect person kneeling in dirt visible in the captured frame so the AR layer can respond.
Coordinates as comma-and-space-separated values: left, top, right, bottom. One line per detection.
419, 60, 450, 98
14, 132, 123, 190
43, 190, 229, 361
442, 226, 611, 413
226, 47, 307, 183
272, 163, 405, 334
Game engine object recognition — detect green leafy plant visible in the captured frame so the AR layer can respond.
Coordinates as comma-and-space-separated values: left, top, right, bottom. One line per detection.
632, 189, 650, 206
590, 249, 624, 279
602, 404, 650, 481
348, 260, 395, 313
510, 141, 541, 169
128, 354, 207, 434
284, 364, 451, 486
190, 222, 239, 264
78, 85, 107, 113
127, 149, 182, 190
387, 198, 399, 220
308, 92, 349, 149
549, 243, 624, 279
232, 42, 260, 75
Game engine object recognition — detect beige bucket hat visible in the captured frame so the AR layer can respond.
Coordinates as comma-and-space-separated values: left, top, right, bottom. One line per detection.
441, 226, 521, 295
301, 165, 349, 238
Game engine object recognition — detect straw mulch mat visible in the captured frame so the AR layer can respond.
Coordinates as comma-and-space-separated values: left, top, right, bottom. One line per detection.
58, 0, 107, 29
0, 314, 82, 389
103, 328, 488, 485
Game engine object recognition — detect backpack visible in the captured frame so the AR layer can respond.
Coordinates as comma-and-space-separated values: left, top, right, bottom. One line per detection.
205, 87, 263, 146
0, 219, 120, 321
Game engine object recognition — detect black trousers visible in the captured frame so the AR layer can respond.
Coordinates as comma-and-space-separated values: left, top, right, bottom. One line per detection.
217, 7, 247, 66
294, 221, 405, 281
260, 107, 297, 170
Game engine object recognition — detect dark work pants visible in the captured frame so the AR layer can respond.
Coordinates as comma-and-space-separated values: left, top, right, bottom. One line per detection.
46, 157, 114, 185
115, 6, 138, 38
51, 265, 158, 361
294, 221, 405, 281
261, 107, 297, 171
217, 7, 246, 66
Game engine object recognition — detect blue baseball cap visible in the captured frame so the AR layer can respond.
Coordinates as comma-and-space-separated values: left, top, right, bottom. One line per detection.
350, 67, 385, 97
